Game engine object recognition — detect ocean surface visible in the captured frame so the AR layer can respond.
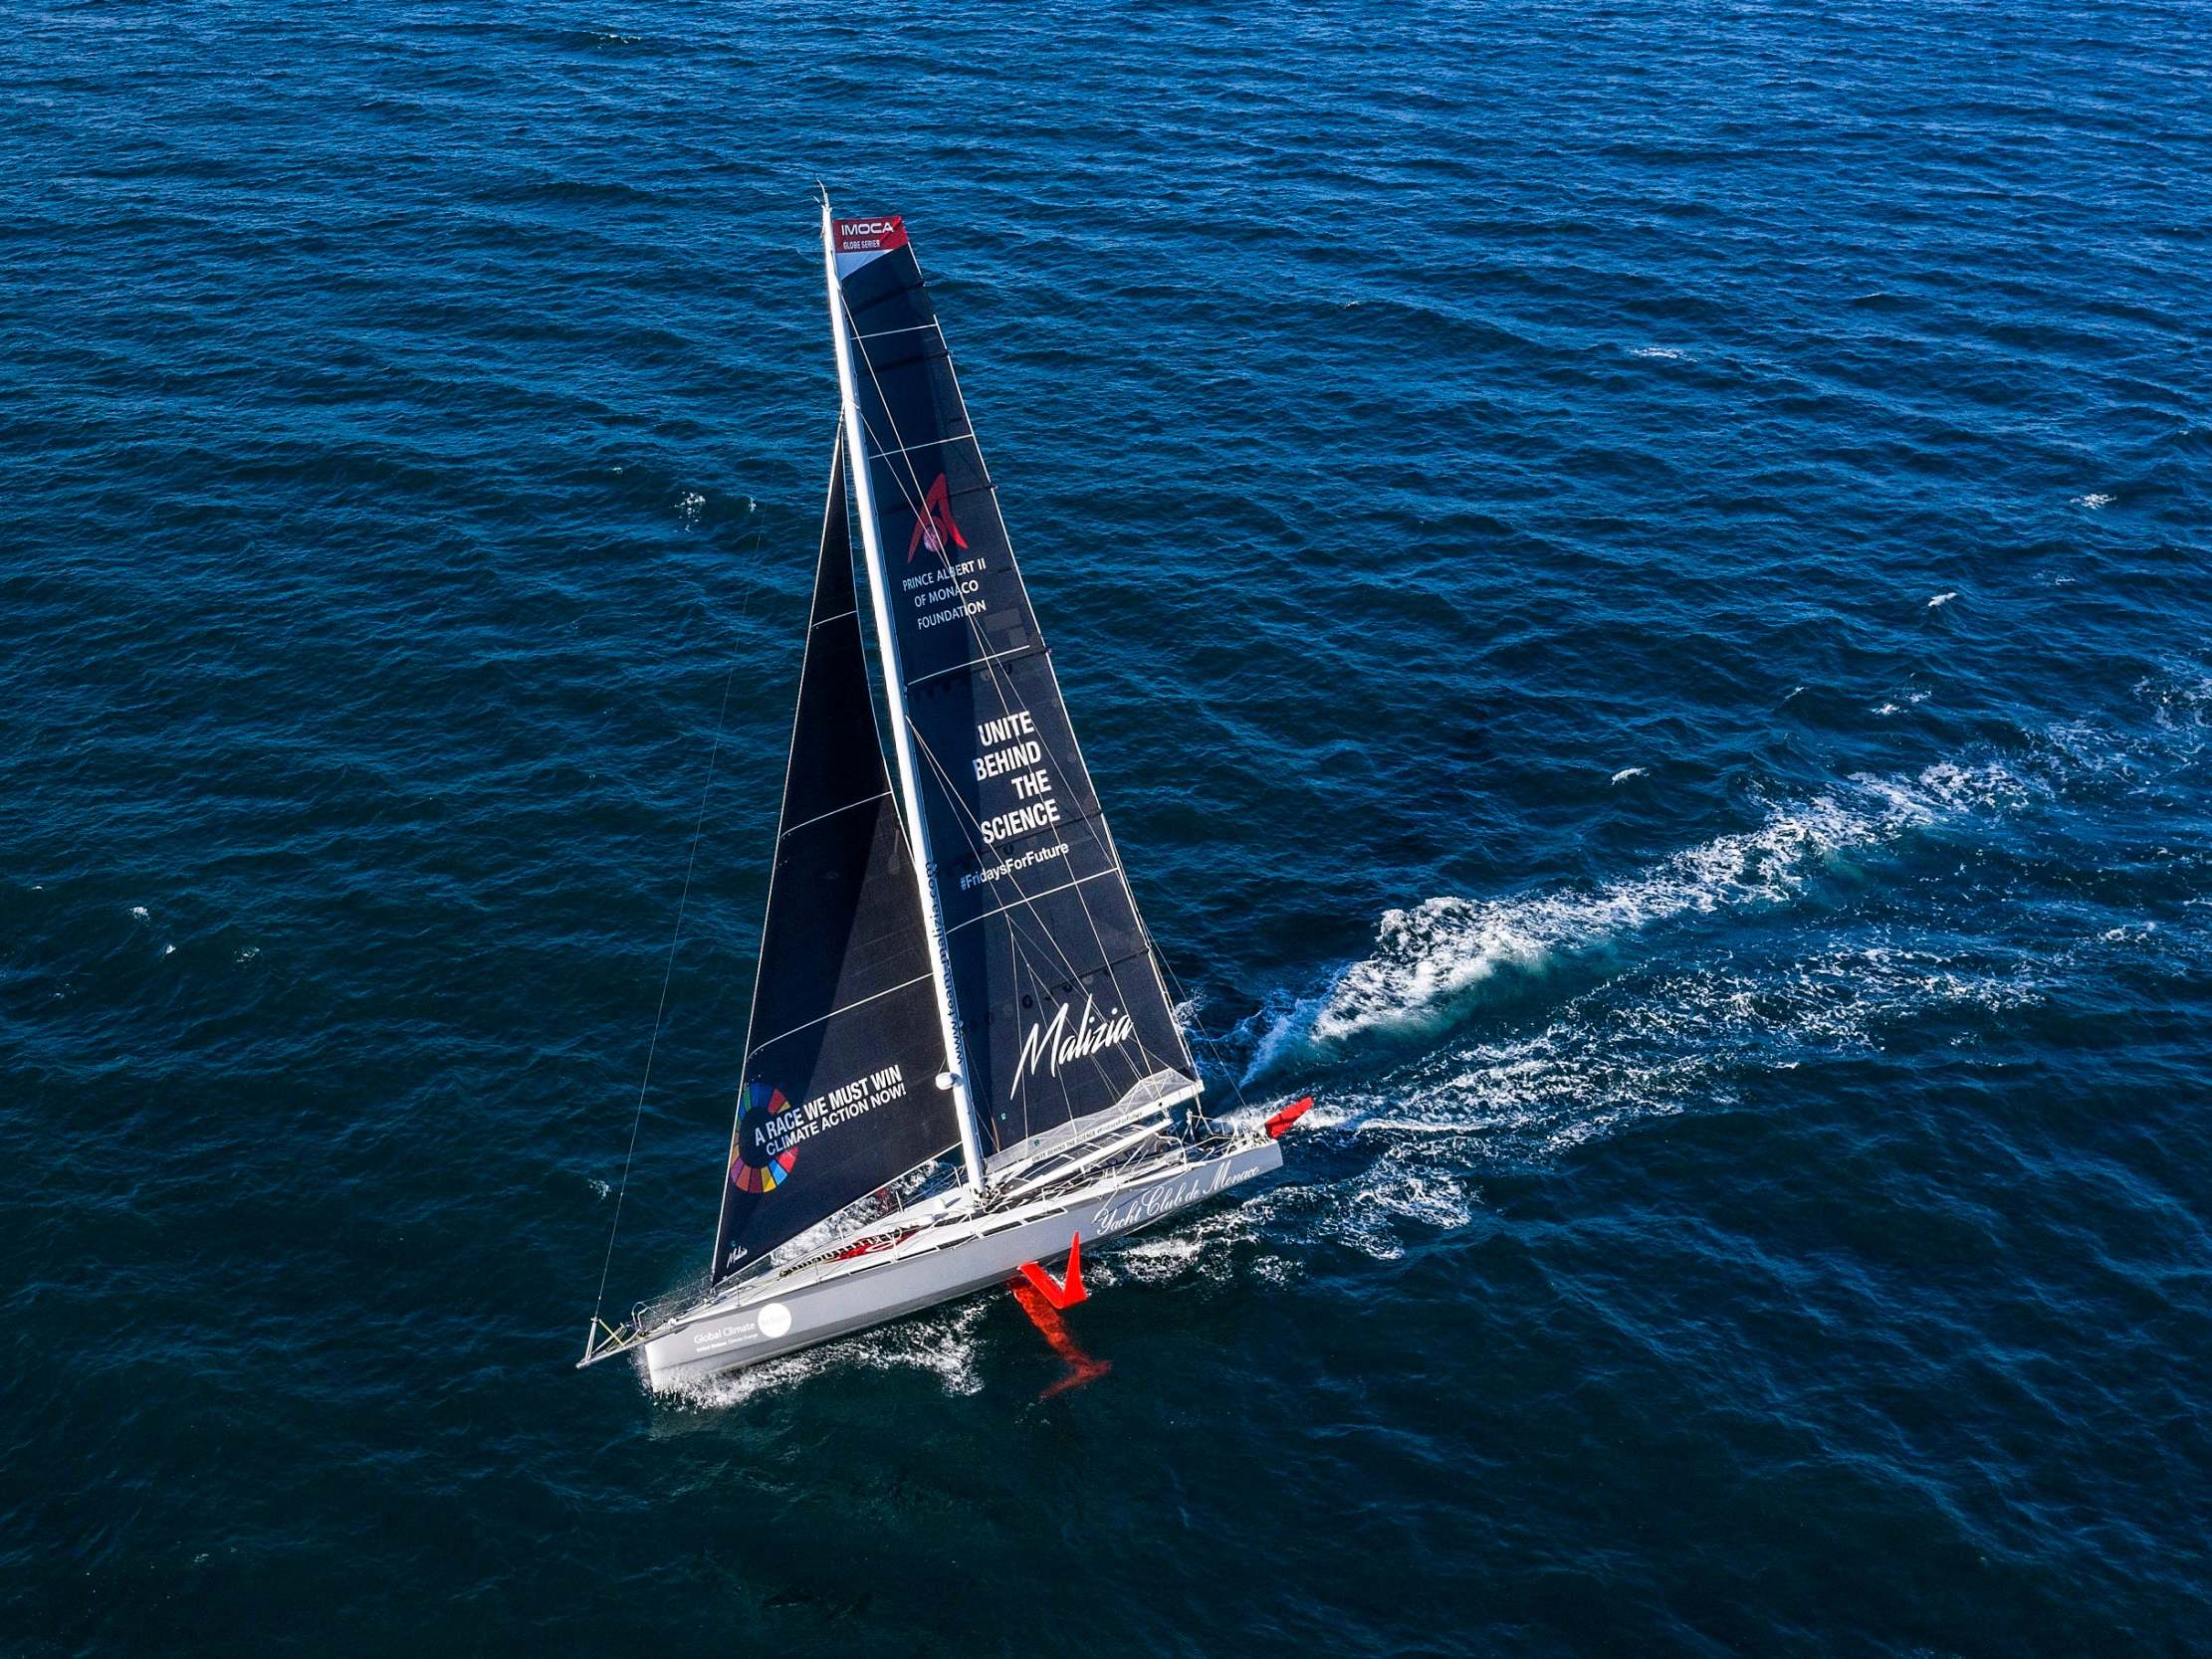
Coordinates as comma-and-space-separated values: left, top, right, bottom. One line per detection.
5, 3, 2209, 1653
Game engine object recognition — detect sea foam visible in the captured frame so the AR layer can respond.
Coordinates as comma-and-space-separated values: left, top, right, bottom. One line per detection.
665, 1299, 989, 1408
1245, 758, 2032, 1070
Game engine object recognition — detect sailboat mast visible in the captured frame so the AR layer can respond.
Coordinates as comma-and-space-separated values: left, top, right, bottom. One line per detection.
819, 196, 990, 1195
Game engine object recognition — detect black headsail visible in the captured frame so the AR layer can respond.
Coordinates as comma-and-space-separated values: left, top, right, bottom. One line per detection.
829, 214, 1196, 1167
710, 435, 962, 1282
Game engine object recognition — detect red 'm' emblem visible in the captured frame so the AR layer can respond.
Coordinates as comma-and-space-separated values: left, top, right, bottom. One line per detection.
907, 474, 970, 562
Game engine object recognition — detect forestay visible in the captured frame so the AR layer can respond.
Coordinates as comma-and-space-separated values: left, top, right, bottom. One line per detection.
710, 436, 963, 1282
830, 216, 1197, 1166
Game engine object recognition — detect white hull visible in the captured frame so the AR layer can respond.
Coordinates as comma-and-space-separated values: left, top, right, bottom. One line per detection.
640, 1132, 1283, 1390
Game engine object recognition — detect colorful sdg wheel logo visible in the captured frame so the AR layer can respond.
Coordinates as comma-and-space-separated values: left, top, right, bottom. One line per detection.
731, 1081, 798, 1194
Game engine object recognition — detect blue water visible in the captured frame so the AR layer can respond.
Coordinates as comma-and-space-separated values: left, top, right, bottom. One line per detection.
5, 4, 2209, 1652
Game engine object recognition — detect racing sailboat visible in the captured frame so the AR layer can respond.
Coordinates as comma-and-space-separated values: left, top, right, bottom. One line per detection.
580, 200, 1307, 1389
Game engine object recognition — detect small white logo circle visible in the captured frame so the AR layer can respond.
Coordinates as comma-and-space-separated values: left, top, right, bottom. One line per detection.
757, 1303, 792, 1340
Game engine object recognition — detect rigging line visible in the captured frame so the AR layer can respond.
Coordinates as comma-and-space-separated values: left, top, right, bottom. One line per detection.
835, 307, 1045, 795
916, 689, 1169, 1105
873, 428, 981, 463
905, 346, 1203, 1102
744, 969, 935, 1052
838, 373, 1160, 1049
824, 268, 981, 1103
913, 736, 1154, 1138
909, 640, 1037, 687
849, 309, 1227, 1126
906, 717, 1129, 1010
1047, 636, 1198, 1082
745, 1140, 964, 1286
776, 789, 893, 841
833, 279, 1184, 1092
831, 286, 1008, 664
838, 300, 1128, 822
943, 866, 1120, 933
903, 670, 1176, 1097
591, 533, 761, 1331
908, 722, 1159, 1100
1151, 946, 1247, 1129
853, 319, 944, 343
716, 420, 870, 1275
909, 723, 1150, 1052
845, 448, 1175, 1111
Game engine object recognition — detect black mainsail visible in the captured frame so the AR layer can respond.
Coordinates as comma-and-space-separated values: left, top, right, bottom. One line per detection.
827, 213, 1197, 1167
710, 436, 963, 1281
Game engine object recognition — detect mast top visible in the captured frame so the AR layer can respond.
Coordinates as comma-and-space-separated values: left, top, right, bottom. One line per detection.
830, 211, 910, 278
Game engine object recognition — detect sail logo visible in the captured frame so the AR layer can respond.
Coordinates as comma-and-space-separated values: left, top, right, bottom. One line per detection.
732, 1068, 911, 1203
835, 215, 907, 255
906, 474, 969, 562
731, 1081, 799, 1195
1009, 996, 1135, 1099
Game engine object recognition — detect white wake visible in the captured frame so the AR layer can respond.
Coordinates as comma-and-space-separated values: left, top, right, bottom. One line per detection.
1242, 758, 2034, 1074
